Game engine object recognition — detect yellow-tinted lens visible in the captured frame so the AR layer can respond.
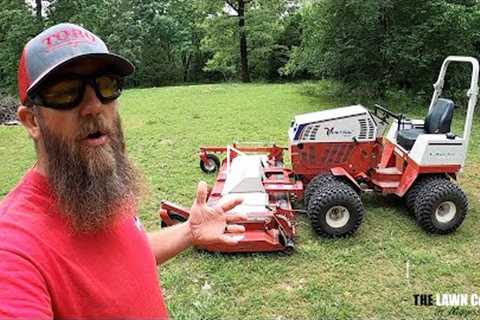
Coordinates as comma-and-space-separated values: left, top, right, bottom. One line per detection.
40, 79, 82, 104
96, 75, 121, 98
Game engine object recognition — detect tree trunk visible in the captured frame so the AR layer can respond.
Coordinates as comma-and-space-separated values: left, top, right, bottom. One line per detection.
378, 3, 389, 98
183, 51, 192, 82
35, 0, 42, 21
238, 0, 250, 82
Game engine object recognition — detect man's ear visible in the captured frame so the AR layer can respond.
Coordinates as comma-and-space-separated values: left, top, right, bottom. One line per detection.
17, 106, 41, 140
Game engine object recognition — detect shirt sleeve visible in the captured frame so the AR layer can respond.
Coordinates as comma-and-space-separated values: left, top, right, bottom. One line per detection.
0, 249, 53, 319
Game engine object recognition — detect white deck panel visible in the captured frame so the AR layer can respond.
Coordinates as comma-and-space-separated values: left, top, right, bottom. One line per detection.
222, 155, 267, 195
221, 192, 268, 206
227, 204, 269, 215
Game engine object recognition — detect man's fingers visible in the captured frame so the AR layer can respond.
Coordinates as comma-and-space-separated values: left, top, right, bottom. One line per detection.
225, 224, 245, 233
219, 197, 243, 212
226, 212, 248, 223
218, 234, 244, 245
195, 181, 208, 206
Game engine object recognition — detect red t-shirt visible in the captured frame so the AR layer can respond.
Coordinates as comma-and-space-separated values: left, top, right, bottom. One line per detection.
0, 169, 169, 319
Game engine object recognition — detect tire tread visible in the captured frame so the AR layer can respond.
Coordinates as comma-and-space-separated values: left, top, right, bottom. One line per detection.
308, 182, 364, 238
414, 179, 468, 234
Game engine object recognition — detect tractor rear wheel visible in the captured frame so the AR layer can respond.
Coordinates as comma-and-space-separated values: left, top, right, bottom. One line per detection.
308, 182, 364, 238
414, 179, 468, 234
405, 175, 448, 214
200, 154, 220, 174
304, 174, 345, 206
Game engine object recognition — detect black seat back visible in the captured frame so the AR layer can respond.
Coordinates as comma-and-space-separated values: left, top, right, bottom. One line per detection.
424, 98, 454, 134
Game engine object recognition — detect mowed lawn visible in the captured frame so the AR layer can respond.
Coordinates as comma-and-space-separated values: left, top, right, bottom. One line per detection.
1, 82, 479, 319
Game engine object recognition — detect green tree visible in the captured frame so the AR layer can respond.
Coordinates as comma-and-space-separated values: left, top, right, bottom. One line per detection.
201, 0, 290, 81
49, 0, 213, 86
287, 0, 480, 100
165, 0, 211, 82
0, 1, 41, 95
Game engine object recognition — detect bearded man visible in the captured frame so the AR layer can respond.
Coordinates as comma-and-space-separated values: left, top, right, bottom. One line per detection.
0, 23, 245, 319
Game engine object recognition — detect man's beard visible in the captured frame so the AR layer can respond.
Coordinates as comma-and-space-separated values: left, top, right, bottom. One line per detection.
37, 113, 144, 233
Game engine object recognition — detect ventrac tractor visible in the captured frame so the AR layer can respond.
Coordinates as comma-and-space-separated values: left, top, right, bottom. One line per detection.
160, 56, 478, 253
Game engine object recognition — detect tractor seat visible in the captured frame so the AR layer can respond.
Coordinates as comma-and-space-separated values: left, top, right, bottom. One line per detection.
397, 98, 454, 150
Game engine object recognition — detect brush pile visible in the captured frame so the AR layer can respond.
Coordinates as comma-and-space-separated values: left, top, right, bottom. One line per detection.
0, 95, 19, 125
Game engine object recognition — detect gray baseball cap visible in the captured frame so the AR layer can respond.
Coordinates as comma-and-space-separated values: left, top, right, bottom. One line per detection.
18, 23, 134, 104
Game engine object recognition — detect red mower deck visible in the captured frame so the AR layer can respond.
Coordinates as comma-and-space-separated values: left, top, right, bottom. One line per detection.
160, 145, 302, 253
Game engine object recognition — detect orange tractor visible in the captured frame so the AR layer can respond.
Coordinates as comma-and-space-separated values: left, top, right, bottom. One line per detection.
161, 56, 477, 252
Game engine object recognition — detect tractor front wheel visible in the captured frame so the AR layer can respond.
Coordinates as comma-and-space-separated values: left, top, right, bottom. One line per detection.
200, 154, 220, 174
308, 182, 364, 238
304, 174, 345, 206
414, 179, 468, 234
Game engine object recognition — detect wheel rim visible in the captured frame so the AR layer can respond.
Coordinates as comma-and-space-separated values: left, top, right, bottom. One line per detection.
326, 205, 350, 228
203, 159, 216, 171
435, 201, 456, 223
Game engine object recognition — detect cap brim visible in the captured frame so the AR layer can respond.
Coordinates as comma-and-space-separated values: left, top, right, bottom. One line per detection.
27, 52, 135, 98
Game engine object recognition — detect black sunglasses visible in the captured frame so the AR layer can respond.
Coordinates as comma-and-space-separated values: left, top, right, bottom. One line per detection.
28, 74, 124, 110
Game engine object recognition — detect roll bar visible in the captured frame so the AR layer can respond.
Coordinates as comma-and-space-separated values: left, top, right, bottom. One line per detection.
429, 56, 479, 163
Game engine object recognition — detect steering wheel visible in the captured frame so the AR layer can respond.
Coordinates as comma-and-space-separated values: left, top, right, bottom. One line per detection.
373, 104, 408, 132
373, 104, 402, 121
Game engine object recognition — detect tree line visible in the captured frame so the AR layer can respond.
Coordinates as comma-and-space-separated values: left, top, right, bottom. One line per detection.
1, 0, 479, 102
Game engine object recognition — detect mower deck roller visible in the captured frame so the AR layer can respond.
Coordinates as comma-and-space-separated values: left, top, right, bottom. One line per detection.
160, 145, 302, 253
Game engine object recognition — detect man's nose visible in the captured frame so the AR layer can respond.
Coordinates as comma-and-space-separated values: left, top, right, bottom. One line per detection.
79, 85, 103, 117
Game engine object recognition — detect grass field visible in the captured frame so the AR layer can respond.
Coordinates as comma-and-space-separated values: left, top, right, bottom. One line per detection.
1, 82, 479, 319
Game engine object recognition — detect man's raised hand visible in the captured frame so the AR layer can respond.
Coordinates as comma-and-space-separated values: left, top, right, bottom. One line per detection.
188, 181, 247, 246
